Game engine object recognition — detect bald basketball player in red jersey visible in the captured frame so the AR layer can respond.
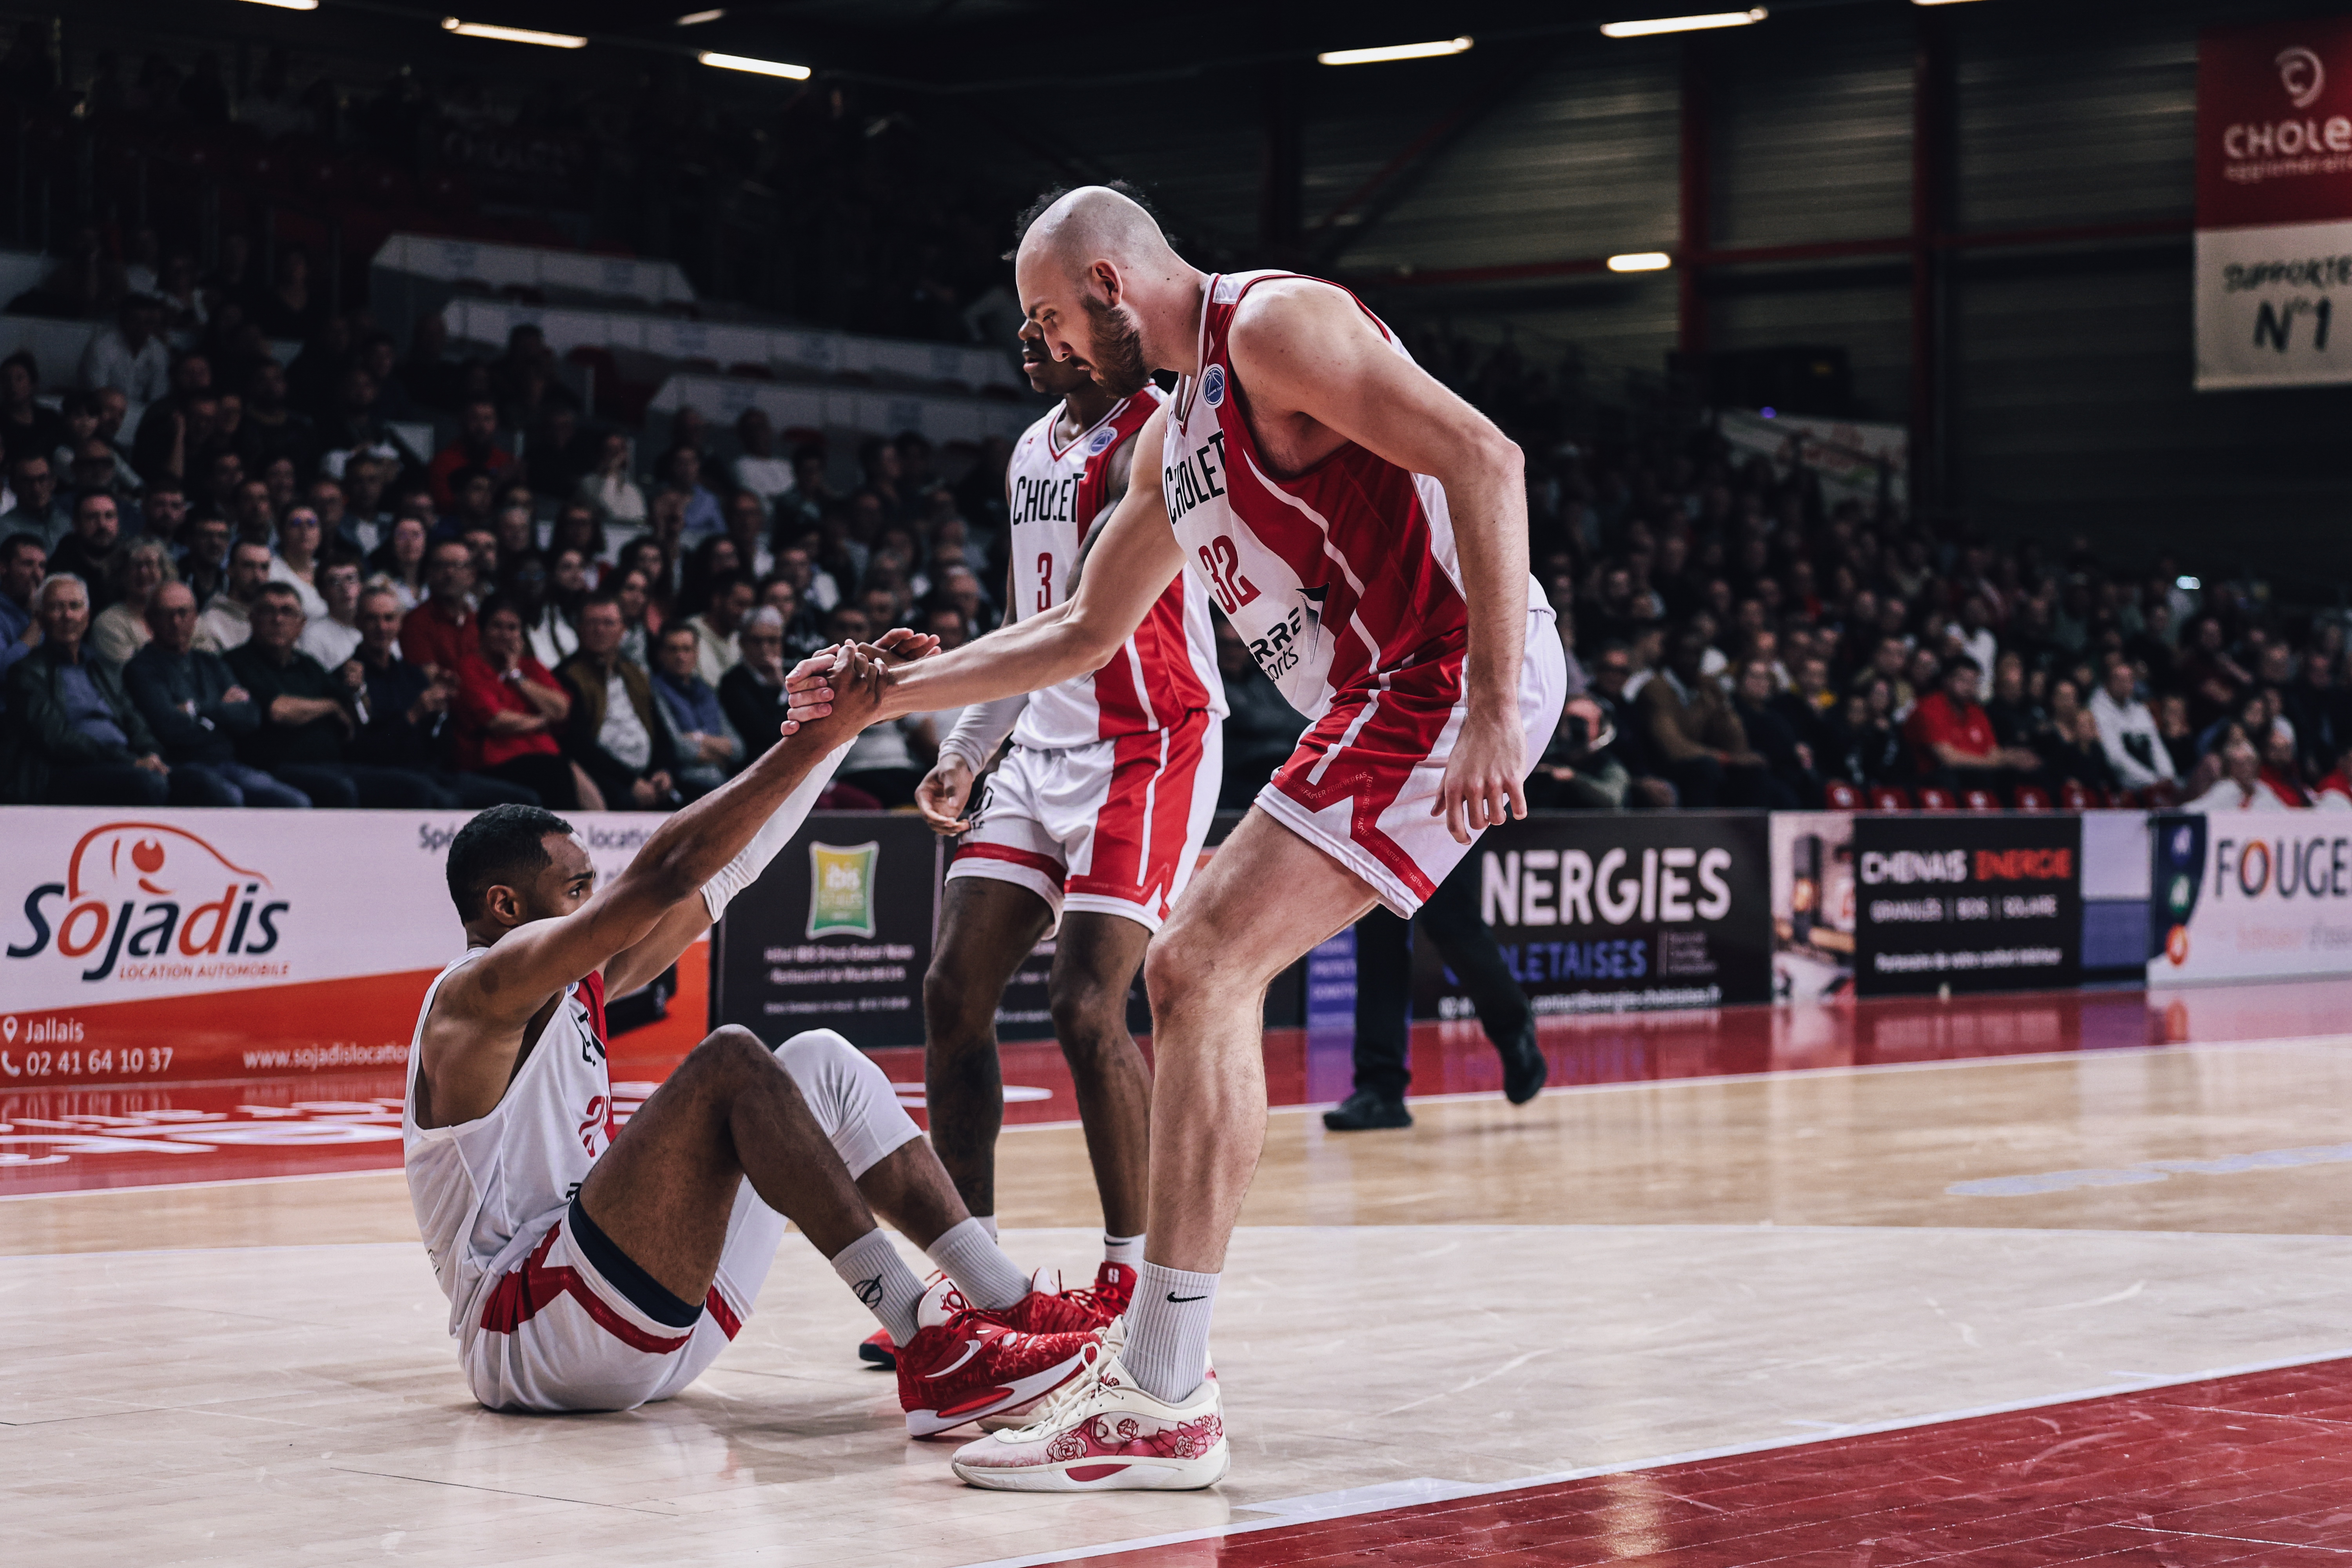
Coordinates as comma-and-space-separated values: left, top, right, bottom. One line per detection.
788, 185, 1565, 1490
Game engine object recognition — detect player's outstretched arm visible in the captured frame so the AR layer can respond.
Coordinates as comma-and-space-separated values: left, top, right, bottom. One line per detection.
451, 646, 887, 1033
786, 406, 1185, 728
1230, 281, 1532, 843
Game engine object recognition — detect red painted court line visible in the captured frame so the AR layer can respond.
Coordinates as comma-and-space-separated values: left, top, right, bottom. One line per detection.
4, 980, 2344, 1198
1068, 1357, 2352, 1566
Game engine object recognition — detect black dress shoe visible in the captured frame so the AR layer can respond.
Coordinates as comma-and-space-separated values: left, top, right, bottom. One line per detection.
1498, 1021, 1548, 1105
1322, 1089, 1413, 1131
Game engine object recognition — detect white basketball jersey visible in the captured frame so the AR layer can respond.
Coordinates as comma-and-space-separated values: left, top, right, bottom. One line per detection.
1005, 387, 1223, 750
403, 950, 617, 1339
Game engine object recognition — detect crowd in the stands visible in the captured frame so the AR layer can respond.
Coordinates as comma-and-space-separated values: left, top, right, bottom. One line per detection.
0, 279, 1011, 808
1508, 430, 2352, 815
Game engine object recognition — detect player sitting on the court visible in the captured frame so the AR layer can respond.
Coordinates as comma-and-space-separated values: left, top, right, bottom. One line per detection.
402, 636, 1111, 1432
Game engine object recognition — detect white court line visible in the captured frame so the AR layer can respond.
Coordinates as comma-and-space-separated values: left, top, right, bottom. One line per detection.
952, 1341, 2352, 1568
6, 1031, 2348, 1201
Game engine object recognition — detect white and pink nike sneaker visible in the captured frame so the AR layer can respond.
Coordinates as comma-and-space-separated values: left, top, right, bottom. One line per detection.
950, 1318, 1228, 1492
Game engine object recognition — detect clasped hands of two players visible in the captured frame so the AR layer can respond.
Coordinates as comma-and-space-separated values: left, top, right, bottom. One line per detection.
777, 626, 936, 749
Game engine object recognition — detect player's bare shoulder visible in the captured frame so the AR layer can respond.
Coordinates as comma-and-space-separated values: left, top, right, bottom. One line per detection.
1225, 278, 1371, 381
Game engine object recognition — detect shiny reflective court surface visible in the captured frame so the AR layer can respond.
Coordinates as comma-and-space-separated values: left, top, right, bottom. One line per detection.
7, 980, 2352, 1565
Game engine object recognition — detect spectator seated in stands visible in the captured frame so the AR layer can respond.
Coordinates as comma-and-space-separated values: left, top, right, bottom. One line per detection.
1830, 675, 1906, 787
399, 539, 478, 674
89, 536, 176, 670
268, 506, 330, 621
1637, 624, 1774, 807
720, 604, 793, 766
0, 353, 69, 476
1728, 655, 1812, 808
658, 445, 725, 539
686, 569, 754, 689
724, 490, 777, 581
575, 430, 647, 535
197, 539, 273, 653
2258, 723, 2316, 808
122, 581, 308, 806
225, 583, 433, 808
0, 531, 45, 702
2090, 658, 2174, 792
2315, 741, 2352, 810
2187, 731, 2287, 813
559, 592, 677, 811
1, 574, 171, 804
46, 490, 123, 607
298, 558, 364, 669
79, 294, 171, 407
1529, 693, 1637, 810
2043, 706, 2121, 799
427, 399, 514, 512
649, 622, 741, 800
731, 409, 797, 515
2, 451, 69, 548
1904, 655, 2043, 796
447, 592, 583, 810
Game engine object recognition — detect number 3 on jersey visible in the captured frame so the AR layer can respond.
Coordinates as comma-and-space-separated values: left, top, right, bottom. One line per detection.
1036, 552, 1053, 613
1198, 535, 1260, 615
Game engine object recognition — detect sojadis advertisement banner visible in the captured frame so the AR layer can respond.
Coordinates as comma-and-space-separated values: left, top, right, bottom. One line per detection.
2148, 812, 2352, 983
1414, 811, 1771, 1017
708, 814, 942, 1049
1850, 815, 2083, 996
0, 806, 682, 1089
2196, 16, 2352, 389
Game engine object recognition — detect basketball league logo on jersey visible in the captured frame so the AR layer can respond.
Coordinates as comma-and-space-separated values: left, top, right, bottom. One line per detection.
807, 841, 880, 938
1201, 363, 1226, 408
1087, 426, 1117, 456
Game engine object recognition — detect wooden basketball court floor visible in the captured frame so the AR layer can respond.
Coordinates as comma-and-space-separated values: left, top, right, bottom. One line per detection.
10, 978, 2352, 1565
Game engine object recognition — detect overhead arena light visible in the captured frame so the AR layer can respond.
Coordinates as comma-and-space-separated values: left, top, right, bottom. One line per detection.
1601, 9, 1767, 38
675, 7, 726, 22
1910, 1, 1987, 6
1318, 37, 1474, 66
1608, 252, 1673, 272
240, 0, 319, 9
699, 51, 812, 80
439, 17, 587, 48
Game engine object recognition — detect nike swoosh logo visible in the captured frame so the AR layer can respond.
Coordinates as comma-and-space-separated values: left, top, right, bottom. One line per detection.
1167, 1293, 1207, 1303
930, 1338, 987, 1377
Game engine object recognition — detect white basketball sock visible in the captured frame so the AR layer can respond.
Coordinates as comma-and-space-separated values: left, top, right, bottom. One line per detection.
1103, 1232, 1145, 1267
1123, 1261, 1218, 1403
925, 1215, 1028, 1312
830, 1228, 923, 1347
976, 1214, 998, 1241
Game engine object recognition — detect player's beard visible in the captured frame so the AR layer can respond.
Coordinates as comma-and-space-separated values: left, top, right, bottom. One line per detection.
1079, 293, 1152, 397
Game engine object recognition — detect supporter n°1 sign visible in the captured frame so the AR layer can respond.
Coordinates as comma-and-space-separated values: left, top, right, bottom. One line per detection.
1849, 815, 2083, 996
2195, 16, 2352, 389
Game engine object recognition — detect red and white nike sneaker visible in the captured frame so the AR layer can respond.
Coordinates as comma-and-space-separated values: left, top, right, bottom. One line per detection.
858, 1327, 896, 1370
951, 1318, 1229, 1492
985, 1265, 1127, 1335
1072, 1260, 1137, 1319
896, 1278, 1101, 1437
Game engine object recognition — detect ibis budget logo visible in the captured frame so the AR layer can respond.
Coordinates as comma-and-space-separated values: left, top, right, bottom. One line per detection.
807, 841, 879, 938
5, 822, 289, 982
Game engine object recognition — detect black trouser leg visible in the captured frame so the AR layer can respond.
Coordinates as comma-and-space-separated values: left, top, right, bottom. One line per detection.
1349, 907, 1415, 1103
1416, 854, 1533, 1054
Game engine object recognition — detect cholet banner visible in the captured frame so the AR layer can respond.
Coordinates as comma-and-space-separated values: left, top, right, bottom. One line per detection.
0, 806, 670, 1088
2195, 16, 2352, 389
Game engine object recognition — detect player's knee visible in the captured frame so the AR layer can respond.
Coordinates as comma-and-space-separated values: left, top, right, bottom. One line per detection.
1047, 968, 1128, 1049
685, 1025, 780, 1087
924, 963, 996, 1045
1142, 926, 1210, 1011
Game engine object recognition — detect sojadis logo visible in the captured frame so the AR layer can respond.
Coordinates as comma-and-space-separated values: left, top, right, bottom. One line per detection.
5, 822, 289, 982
